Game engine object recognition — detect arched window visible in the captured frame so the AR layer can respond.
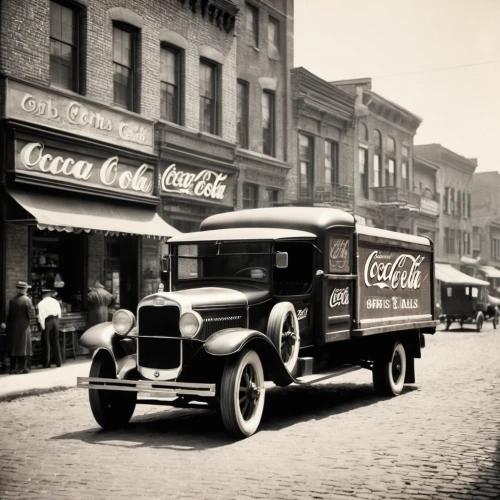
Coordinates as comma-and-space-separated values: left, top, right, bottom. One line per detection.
373, 129, 382, 149
359, 122, 368, 142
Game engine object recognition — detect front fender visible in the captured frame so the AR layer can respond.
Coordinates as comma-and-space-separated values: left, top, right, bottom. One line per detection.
204, 328, 294, 386
79, 322, 137, 379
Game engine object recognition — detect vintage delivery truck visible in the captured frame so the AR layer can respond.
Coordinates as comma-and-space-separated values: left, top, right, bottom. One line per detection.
77, 207, 437, 438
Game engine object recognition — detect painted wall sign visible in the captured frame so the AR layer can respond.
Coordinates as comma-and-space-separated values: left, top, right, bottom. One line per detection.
159, 163, 236, 207
14, 140, 155, 199
6, 79, 154, 154
358, 244, 432, 322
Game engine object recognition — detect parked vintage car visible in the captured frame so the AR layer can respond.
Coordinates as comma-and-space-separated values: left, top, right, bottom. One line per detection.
77, 207, 437, 438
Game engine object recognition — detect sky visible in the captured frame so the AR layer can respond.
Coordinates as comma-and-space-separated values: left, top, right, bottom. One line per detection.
293, 0, 500, 172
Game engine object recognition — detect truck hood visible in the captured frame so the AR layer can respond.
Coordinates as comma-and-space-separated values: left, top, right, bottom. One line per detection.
138, 287, 248, 314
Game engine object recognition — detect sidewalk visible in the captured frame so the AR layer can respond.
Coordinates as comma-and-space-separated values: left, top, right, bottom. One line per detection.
0, 358, 91, 402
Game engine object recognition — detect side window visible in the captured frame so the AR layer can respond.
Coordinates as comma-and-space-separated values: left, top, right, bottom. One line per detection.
274, 242, 314, 296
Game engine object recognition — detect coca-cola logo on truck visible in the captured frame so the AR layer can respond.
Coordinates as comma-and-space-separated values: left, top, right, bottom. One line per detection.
364, 251, 425, 290
330, 287, 349, 308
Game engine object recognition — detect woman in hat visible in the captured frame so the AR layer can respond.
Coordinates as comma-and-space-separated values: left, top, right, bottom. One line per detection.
86, 281, 114, 329
5, 281, 34, 374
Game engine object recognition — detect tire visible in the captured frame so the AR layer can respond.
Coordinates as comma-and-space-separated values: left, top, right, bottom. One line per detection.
494, 309, 499, 330
476, 312, 484, 333
88, 350, 136, 430
266, 302, 300, 373
445, 319, 452, 331
372, 342, 407, 397
220, 349, 265, 438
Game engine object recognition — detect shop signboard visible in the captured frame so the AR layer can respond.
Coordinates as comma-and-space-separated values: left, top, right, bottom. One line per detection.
14, 139, 156, 200
5, 79, 154, 155
159, 163, 236, 206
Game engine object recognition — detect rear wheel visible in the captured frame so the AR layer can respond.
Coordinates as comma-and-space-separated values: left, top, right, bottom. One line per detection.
493, 309, 499, 330
373, 342, 407, 397
88, 350, 136, 430
476, 312, 484, 333
445, 319, 452, 331
220, 349, 265, 438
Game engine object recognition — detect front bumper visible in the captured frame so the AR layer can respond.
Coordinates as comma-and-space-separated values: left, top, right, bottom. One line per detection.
77, 377, 216, 398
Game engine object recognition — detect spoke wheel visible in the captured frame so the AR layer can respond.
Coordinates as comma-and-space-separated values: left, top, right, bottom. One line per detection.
220, 349, 265, 438
88, 350, 136, 430
373, 342, 407, 397
267, 302, 300, 373
494, 310, 499, 330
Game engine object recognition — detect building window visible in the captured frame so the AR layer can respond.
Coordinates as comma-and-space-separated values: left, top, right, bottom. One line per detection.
457, 190, 462, 217
246, 3, 259, 48
113, 24, 137, 111
243, 184, 258, 209
325, 141, 339, 185
359, 147, 368, 198
199, 60, 218, 135
299, 134, 313, 199
268, 16, 279, 50
444, 228, 456, 255
401, 161, 409, 190
373, 129, 382, 148
492, 237, 500, 260
386, 158, 395, 187
237, 80, 249, 148
444, 187, 449, 213
160, 45, 181, 124
373, 154, 381, 188
50, 0, 79, 92
262, 91, 275, 156
267, 188, 280, 207
387, 136, 396, 154
359, 122, 368, 142
467, 193, 471, 218
457, 230, 462, 255
450, 188, 455, 215
402, 145, 409, 157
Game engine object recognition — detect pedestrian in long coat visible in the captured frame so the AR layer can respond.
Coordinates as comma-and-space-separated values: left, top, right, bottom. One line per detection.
6, 281, 34, 374
86, 281, 114, 329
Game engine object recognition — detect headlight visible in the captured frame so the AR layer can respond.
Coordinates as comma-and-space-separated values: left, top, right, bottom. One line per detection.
179, 311, 202, 338
112, 309, 136, 336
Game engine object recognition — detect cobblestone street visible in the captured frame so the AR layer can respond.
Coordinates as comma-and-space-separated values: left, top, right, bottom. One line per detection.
1, 324, 499, 500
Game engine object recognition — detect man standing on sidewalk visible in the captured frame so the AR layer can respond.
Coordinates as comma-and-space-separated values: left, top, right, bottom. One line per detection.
5, 281, 34, 374
38, 288, 62, 368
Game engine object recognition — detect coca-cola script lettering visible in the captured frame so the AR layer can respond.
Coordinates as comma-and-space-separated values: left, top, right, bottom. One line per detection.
160, 164, 227, 200
329, 236, 349, 273
364, 251, 424, 290
330, 287, 349, 308
19, 142, 153, 194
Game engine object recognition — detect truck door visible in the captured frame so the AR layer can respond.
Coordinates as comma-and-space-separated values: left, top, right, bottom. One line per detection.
323, 230, 354, 342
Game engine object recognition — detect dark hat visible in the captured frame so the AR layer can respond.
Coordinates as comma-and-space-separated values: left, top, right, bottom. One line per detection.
41, 288, 53, 295
93, 281, 105, 289
14, 281, 31, 289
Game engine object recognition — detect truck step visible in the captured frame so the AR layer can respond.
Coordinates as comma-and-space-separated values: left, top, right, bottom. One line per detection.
295, 365, 362, 385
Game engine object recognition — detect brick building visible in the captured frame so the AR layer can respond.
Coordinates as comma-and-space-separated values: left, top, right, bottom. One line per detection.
471, 171, 500, 288
332, 78, 422, 232
0, 0, 246, 348
414, 144, 476, 268
234, 0, 293, 209
287, 67, 356, 210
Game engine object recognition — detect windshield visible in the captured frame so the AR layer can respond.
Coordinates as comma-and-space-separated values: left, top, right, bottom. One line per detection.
173, 242, 271, 283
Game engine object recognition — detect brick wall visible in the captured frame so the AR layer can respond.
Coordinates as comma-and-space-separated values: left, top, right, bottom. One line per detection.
87, 233, 104, 289
4, 224, 29, 310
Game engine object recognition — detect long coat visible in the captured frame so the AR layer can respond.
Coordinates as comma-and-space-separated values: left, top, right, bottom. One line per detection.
86, 288, 114, 328
6, 293, 34, 357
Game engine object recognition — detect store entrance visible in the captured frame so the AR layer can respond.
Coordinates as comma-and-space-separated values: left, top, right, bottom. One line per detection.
106, 236, 139, 312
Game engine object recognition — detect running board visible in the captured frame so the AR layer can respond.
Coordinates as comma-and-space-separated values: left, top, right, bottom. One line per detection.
295, 365, 362, 384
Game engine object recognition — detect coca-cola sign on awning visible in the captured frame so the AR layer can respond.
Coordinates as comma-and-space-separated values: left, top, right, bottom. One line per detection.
159, 163, 236, 206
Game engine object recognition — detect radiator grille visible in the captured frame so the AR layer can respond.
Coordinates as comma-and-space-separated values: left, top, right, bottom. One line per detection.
138, 305, 181, 370
197, 309, 247, 340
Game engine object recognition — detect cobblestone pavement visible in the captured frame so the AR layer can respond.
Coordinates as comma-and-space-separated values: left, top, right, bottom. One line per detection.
1, 323, 499, 500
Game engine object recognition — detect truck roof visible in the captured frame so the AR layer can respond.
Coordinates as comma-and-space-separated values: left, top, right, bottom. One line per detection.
200, 207, 355, 236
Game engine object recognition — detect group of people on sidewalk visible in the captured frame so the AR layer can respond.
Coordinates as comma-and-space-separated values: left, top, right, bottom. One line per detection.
3, 280, 113, 375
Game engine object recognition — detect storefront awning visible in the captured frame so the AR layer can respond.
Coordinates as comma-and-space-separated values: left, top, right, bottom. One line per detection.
460, 255, 480, 267
479, 266, 500, 278
7, 189, 180, 239
435, 263, 489, 286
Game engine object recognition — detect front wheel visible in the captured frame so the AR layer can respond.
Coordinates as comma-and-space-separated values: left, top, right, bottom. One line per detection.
220, 349, 265, 438
88, 351, 136, 430
476, 312, 484, 333
373, 342, 407, 396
